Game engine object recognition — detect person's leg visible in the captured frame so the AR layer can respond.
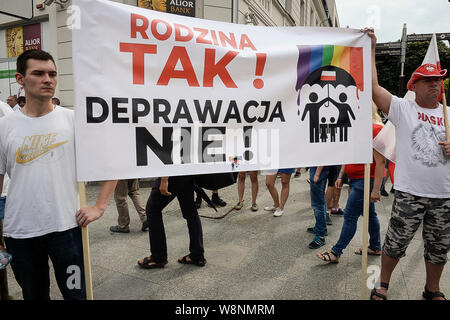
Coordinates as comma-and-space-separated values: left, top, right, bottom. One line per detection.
424, 260, 446, 299
127, 179, 147, 224
177, 181, 204, 262
145, 179, 174, 263
114, 180, 131, 230
48, 227, 86, 300
325, 186, 334, 211
309, 168, 328, 238
421, 197, 450, 299
249, 171, 259, 205
331, 179, 364, 256
0, 217, 10, 300
332, 186, 342, 210
265, 174, 279, 208
212, 189, 226, 206
373, 191, 425, 299
4, 236, 51, 300
368, 200, 381, 252
279, 173, 292, 211
237, 172, 246, 203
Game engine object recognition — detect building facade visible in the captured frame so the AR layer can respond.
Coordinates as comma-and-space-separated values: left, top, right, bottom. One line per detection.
0, 0, 339, 107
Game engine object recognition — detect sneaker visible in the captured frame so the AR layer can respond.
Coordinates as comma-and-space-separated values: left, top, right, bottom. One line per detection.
194, 196, 202, 209
109, 225, 130, 233
234, 201, 244, 210
390, 186, 395, 194
0, 250, 12, 270
380, 189, 389, 197
308, 236, 326, 249
212, 194, 227, 207
141, 220, 149, 232
294, 171, 301, 178
264, 206, 277, 211
251, 203, 258, 211
326, 213, 333, 225
273, 208, 284, 217
330, 208, 344, 216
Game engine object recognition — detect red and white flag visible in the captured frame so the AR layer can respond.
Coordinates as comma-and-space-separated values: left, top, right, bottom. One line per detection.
320, 70, 336, 81
373, 34, 441, 163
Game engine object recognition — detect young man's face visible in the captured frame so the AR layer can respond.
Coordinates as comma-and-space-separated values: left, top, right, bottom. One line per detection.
412, 77, 441, 101
16, 59, 57, 100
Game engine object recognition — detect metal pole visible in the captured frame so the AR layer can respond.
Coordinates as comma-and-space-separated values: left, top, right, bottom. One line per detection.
398, 23, 407, 96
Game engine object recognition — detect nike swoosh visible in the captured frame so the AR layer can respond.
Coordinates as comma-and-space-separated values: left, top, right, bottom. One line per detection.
16, 141, 68, 164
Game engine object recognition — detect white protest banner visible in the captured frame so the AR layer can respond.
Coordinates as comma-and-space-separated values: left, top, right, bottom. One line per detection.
72, 0, 372, 182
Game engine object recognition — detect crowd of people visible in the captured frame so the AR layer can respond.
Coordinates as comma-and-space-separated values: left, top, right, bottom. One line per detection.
0, 26, 449, 301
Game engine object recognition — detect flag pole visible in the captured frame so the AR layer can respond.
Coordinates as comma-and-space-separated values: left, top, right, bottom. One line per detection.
361, 163, 370, 299
78, 182, 94, 300
442, 88, 449, 142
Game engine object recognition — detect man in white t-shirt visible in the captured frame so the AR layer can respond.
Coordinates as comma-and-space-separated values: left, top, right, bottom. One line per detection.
0, 101, 13, 300
0, 50, 117, 300
366, 29, 450, 301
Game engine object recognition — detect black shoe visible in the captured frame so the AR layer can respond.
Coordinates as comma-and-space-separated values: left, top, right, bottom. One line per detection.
330, 208, 344, 216
390, 186, 395, 194
141, 220, 149, 232
380, 188, 389, 197
212, 194, 226, 207
110, 225, 130, 233
194, 197, 202, 209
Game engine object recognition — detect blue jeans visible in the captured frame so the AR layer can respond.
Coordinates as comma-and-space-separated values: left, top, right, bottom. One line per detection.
4, 227, 86, 300
309, 167, 329, 237
331, 178, 381, 256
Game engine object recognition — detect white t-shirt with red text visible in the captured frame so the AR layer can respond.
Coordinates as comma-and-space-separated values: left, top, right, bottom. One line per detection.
388, 95, 450, 198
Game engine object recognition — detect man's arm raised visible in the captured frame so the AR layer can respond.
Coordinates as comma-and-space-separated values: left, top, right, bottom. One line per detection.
364, 28, 392, 115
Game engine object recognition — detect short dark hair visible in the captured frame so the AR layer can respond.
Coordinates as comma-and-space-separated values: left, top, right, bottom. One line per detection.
52, 97, 61, 105
17, 96, 26, 104
16, 49, 56, 76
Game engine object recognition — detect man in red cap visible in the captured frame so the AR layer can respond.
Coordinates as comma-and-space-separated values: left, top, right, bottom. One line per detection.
366, 28, 450, 300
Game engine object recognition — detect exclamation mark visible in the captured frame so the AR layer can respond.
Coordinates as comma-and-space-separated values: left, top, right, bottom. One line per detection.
243, 126, 253, 161
253, 53, 266, 89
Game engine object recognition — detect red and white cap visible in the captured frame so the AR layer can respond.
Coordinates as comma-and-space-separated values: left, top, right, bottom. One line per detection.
407, 63, 447, 91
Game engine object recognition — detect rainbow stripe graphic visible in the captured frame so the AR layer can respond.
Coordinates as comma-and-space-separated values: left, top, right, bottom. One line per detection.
296, 45, 364, 92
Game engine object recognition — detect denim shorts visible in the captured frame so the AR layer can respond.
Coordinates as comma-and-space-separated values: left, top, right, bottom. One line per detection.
0, 197, 5, 221
278, 168, 295, 174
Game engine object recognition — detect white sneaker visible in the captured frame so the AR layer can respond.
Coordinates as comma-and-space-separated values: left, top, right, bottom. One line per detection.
273, 208, 284, 217
264, 206, 277, 211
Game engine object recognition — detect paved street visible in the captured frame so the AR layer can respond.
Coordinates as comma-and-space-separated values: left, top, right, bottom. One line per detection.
6, 170, 450, 300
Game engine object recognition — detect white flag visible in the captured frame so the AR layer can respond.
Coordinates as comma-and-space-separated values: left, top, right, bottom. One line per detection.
373, 34, 441, 163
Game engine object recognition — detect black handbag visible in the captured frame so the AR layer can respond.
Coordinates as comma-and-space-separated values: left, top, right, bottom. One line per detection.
193, 172, 238, 191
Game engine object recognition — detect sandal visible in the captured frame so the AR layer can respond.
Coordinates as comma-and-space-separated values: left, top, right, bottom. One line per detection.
422, 286, 446, 300
370, 282, 389, 300
317, 251, 340, 264
355, 247, 382, 256
137, 256, 167, 269
178, 254, 207, 267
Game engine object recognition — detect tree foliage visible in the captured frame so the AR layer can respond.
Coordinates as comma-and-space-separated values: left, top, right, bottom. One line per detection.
376, 41, 450, 97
